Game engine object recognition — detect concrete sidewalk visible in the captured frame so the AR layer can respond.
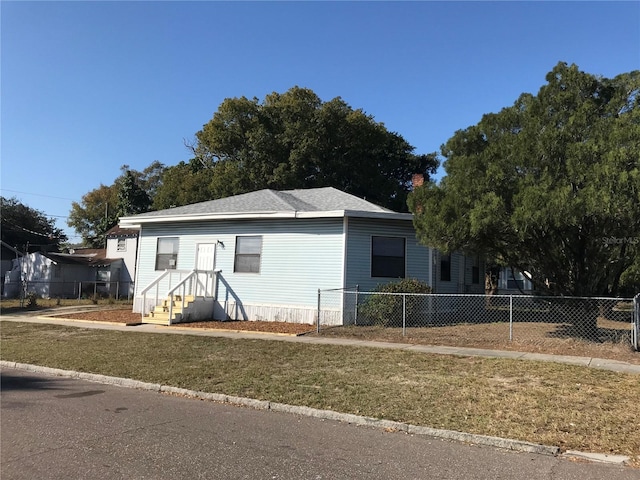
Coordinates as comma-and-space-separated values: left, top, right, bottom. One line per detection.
2, 313, 639, 374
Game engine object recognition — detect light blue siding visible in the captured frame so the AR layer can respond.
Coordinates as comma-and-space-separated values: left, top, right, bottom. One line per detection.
133, 214, 487, 322
135, 218, 345, 317
344, 218, 431, 293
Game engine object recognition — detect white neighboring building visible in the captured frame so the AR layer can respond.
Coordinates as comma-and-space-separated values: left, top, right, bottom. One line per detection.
2, 227, 139, 299
105, 225, 139, 297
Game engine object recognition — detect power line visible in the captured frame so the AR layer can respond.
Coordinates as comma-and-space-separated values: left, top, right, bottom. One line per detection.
0, 188, 76, 201
2, 220, 64, 239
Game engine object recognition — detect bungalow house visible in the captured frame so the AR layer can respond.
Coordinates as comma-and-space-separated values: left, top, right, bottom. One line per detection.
119, 187, 484, 326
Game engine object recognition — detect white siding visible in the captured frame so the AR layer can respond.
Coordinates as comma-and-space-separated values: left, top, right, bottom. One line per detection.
106, 236, 137, 284
344, 218, 431, 293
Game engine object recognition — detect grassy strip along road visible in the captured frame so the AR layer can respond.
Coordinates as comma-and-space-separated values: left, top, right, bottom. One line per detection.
1, 321, 638, 465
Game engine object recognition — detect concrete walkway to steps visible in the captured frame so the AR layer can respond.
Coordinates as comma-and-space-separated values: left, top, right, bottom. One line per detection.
2, 313, 639, 375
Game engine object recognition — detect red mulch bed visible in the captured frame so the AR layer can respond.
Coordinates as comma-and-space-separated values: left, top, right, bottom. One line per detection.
52, 309, 315, 335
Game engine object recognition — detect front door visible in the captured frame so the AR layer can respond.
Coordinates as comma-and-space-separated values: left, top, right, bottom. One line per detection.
195, 243, 217, 297
196, 243, 216, 271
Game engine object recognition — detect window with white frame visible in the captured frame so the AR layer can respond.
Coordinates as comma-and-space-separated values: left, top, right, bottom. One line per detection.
117, 238, 126, 252
155, 237, 179, 270
234, 236, 262, 273
371, 236, 406, 278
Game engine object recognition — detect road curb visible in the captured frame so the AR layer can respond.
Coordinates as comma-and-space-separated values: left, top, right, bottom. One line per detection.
2, 361, 560, 458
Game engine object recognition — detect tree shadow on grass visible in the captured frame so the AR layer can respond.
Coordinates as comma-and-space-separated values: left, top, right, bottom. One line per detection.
546, 323, 632, 344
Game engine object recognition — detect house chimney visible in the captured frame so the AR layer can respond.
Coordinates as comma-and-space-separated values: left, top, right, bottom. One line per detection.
412, 173, 424, 188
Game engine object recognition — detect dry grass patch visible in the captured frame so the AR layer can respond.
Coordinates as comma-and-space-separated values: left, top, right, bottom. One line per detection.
1, 321, 639, 465
316, 323, 640, 364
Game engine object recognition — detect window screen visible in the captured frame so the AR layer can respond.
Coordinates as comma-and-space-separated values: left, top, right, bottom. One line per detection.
234, 236, 262, 273
155, 237, 179, 270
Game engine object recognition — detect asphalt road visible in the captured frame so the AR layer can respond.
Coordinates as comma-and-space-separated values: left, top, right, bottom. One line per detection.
1, 368, 638, 480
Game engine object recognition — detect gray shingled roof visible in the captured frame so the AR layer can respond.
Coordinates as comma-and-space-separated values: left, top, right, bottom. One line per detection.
127, 187, 396, 219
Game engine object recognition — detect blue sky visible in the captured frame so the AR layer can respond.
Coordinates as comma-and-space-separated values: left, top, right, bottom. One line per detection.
2, 1, 638, 243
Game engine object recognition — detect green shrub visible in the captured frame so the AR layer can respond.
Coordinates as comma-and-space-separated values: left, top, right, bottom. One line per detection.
359, 278, 432, 327
25, 292, 38, 308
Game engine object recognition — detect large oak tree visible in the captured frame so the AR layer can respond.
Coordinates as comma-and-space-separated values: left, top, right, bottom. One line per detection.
409, 62, 640, 298
154, 87, 437, 211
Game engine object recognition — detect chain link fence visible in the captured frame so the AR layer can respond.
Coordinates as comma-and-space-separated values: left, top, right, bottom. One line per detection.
318, 288, 639, 352
2, 280, 135, 301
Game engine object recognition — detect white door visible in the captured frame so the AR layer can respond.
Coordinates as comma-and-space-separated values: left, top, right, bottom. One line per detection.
195, 243, 216, 297
196, 243, 216, 271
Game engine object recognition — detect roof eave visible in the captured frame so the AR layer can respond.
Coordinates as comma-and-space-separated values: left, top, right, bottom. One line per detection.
120, 209, 412, 227
119, 211, 298, 227
344, 210, 413, 221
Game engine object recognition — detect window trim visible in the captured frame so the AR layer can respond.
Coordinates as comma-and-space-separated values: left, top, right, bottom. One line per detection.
234, 235, 263, 274
371, 236, 406, 278
155, 237, 179, 271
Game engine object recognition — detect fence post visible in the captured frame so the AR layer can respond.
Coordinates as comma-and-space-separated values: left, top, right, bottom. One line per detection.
402, 294, 406, 337
354, 285, 359, 326
509, 295, 513, 341
633, 294, 639, 351
317, 289, 321, 333
78, 282, 82, 301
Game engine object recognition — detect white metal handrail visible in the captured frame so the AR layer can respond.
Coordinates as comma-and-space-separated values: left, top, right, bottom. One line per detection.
140, 269, 219, 323
140, 269, 192, 321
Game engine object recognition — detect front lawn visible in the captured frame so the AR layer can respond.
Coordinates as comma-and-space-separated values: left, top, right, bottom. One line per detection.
2, 321, 639, 465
